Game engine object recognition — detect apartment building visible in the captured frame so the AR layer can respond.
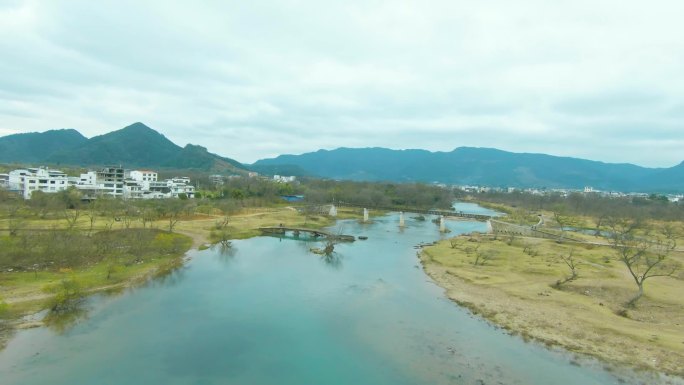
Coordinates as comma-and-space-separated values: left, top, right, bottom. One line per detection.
8, 167, 69, 199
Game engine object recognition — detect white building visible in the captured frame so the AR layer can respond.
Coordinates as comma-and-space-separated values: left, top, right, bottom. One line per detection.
96, 166, 125, 197
9, 165, 195, 200
140, 177, 195, 199
8, 167, 69, 199
273, 175, 296, 183
123, 179, 144, 199
0, 173, 8, 188
209, 174, 224, 186
129, 170, 158, 182
167, 177, 195, 198
78, 171, 98, 186
73, 167, 125, 198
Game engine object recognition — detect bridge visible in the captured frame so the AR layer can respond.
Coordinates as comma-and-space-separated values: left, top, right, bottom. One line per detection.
259, 226, 356, 242
335, 202, 492, 221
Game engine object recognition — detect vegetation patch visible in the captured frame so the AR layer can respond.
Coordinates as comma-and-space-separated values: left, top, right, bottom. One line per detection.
422, 224, 684, 377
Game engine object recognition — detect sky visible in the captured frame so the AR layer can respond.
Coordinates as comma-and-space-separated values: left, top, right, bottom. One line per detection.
1, 1, 683, 167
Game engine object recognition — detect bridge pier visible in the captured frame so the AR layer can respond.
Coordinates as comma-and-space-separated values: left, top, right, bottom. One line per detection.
439, 215, 446, 233
399, 211, 405, 227
363, 208, 369, 222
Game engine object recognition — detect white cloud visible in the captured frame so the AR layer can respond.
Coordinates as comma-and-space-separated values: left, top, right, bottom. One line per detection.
1, 0, 683, 166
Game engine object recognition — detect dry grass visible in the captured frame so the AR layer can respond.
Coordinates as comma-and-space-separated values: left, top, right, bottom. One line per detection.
421, 233, 684, 377
0, 206, 361, 321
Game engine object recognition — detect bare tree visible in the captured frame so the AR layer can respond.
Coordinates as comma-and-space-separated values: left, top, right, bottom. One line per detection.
449, 236, 465, 249
474, 250, 496, 266
63, 209, 81, 231
168, 212, 181, 232
554, 249, 580, 288
552, 204, 571, 241
7, 204, 24, 237
214, 216, 230, 230
505, 232, 518, 246
592, 212, 608, 237
609, 219, 678, 307
141, 207, 156, 228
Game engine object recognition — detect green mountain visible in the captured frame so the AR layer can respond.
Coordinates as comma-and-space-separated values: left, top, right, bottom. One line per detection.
0, 122, 245, 172
0, 129, 87, 163
252, 147, 684, 193
163, 144, 244, 171
47, 122, 180, 166
46, 122, 245, 172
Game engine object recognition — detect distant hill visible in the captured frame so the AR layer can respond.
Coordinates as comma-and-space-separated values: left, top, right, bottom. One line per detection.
253, 147, 684, 193
1, 122, 245, 173
47, 123, 180, 167
0, 129, 87, 163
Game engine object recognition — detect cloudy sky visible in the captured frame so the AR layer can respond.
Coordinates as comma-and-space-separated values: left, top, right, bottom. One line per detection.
1, 1, 683, 167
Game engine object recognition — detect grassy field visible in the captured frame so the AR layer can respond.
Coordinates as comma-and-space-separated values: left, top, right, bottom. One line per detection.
0, 204, 364, 348
421, 230, 684, 377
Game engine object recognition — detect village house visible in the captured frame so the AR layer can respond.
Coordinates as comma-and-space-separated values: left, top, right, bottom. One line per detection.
8, 167, 69, 199
273, 175, 296, 183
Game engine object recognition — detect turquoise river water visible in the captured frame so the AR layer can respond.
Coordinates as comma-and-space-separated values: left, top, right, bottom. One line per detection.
0, 210, 676, 384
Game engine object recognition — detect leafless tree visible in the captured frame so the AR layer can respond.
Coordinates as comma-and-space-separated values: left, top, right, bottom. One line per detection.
474, 250, 496, 266
63, 209, 81, 231
608, 219, 679, 307
552, 204, 571, 241
554, 249, 580, 288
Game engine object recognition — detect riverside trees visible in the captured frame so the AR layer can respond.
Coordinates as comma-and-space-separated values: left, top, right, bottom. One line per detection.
608, 218, 679, 307
0, 190, 194, 273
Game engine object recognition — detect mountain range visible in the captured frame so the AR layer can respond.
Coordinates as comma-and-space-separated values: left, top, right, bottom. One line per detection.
1, 123, 683, 192
253, 147, 684, 193
0, 123, 245, 173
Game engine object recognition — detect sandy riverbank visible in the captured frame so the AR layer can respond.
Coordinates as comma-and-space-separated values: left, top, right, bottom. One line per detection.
419, 235, 684, 379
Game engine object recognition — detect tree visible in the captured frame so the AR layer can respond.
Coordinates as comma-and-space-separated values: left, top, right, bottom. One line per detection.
474, 249, 496, 266
449, 237, 465, 249
552, 204, 571, 241
28, 190, 59, 219
6, 203, 24, 237
554, 249, 580, 288
84, 201, 98, 236
0, 296, 9, 318
141, 206, 157, 228
62, 208, 81, 231
45, 277, 85, 313
608, 219, 678, 307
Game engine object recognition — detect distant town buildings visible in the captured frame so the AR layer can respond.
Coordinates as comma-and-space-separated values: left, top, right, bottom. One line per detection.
273, 175, 296, 183
4, 165, 194, 200
451, 184, 684, 202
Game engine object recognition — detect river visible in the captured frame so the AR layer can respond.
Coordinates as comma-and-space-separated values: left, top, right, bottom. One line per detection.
0, 210, 665, 384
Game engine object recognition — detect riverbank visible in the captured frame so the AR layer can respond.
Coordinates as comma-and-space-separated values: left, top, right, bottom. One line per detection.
420, 232, 684, 378
0, 205, 362, 349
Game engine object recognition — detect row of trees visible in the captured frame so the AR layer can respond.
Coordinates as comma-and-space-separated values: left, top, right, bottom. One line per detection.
191, 175, 458, 210
479, 192, 682, 306
298, 179, 458, 209
0, 227, 191, 272
478, 190, 684, 222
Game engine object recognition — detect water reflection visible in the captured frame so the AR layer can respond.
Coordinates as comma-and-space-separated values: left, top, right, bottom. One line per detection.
320, 252, 343, 270
43, 305, 89, 334
213, 242, 237, 262
148, 260, 188, 288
